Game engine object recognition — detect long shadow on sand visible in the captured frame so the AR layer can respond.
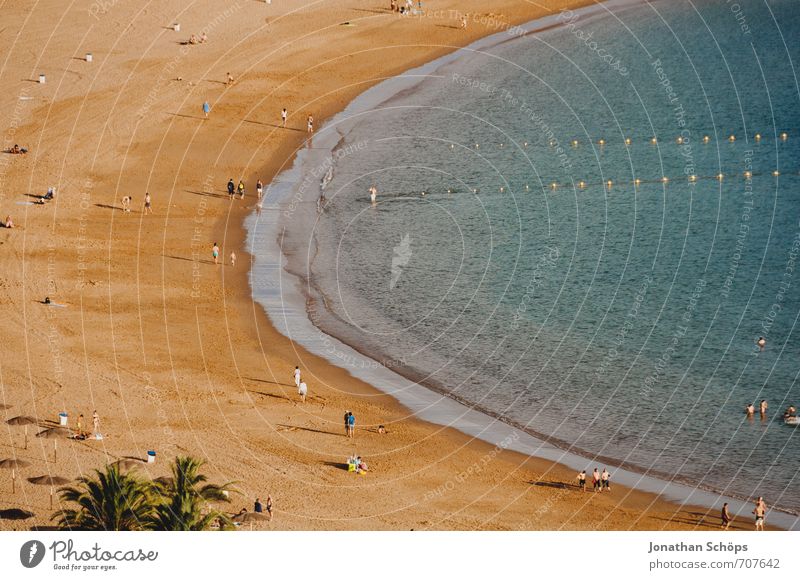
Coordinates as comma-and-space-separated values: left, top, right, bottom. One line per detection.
245, 377, 294, 388
276, 424, 334, 436
247, 389, 290, 403
185, 189, 227, 199
323, 461, 349, 471
530, 481, 573, 490
163, 255, 216, 265
243, 119, 305, 132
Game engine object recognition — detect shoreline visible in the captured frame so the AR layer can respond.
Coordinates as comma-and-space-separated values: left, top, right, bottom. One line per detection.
0, 0, 789, 531
242, 3, 798, 530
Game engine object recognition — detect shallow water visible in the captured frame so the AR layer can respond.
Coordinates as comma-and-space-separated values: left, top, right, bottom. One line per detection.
256, 0, 800, 517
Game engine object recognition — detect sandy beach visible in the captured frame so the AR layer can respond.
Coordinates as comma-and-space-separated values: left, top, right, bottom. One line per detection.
0, 0, 770, 531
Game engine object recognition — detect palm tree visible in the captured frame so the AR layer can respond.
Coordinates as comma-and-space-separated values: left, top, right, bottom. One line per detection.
149, 456, 235, 531
52, 464, 155, 530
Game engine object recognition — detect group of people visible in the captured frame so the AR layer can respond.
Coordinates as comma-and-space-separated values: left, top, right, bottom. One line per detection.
7, 144, 28, 154
253, 495, 273, 519
577, 468, 611, 492
344, 410, 356, 437
721, 497, 768, 530
347, 454, 368, 474
744, 399, 797, 422
390, 0, 419, 16
120, 192, 151, 213
72, 410, 101, 440
188, 31, 208, 45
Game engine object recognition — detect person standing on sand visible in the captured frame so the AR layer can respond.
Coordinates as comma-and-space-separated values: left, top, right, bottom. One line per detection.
369, 185, 377, 204
266, 495, 273, 521
203, 101, 211, 118
256, 179, 263, 200
753, 497, 766, 530
254, 498, 263, 513
298, 380, 307, 403
347, 411, 356, 438
601, 468, 611, 492
227, 178, 235, 199
592, 468, 601, 492
92, 411, 100, 437
344, 411, 351, 436
294, 366, 301, 388
212, 243, 220, 265
281, 108, 287, 128
76, 414, 84, 437
143, 192, 152, 215
230, 251, 236, 267
237, 180, 245, 199
307, 114, 313, 134
577, 470, 586, 492
721, 503, 732, 529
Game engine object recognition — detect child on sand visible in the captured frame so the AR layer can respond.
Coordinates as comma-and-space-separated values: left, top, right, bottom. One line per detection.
307, 114, 313, 134
143, 192, 152, 215
212, 243, 220, 265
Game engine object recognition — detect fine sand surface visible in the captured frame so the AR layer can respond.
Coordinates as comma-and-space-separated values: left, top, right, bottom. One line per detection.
0, 0, 763, 531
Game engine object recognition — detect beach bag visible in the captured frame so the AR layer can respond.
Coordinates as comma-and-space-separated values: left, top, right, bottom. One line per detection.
348, 462, 356, 472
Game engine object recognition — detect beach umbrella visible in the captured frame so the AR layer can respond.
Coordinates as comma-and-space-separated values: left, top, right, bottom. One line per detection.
36, 428, 71, 462
0, 458, 31, 493
0, 508, 35, 521
28, 475, 71, 509
113, 458, 144, 472
6, 416, 38, 449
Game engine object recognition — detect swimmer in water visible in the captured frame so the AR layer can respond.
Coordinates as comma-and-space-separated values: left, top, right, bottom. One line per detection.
784, 406, 796, 419
369, 185, 377, 204
745, 403, 755, 416
760, 400, 768, 416
757, 336, 766, 350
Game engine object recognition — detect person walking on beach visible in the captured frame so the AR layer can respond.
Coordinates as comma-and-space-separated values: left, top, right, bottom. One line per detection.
121, 195, 132, 212
721, 503, 732, 529
592, 468, 601, 492
230, 251, 237, 267
294, 366, 301, 388
266, 495, 273, 521
753, 497, 766, 530
227, 178, 235, 199
237, 180, 245, 199
344, 411, 351, 437
143, 192, 152, 215
202, 101, 211, 118
281, 108, 287, 128
347, 411, 356, 438
601, 468, 611, 492
369, 185, 377, 204
92, 411, 100, 437
298, 380, 307, 403
256, 179, 264, 200
307, 114, 314, 134
226, 72, 235, 85
577, 470, 586, 492
212, 242, 220, 265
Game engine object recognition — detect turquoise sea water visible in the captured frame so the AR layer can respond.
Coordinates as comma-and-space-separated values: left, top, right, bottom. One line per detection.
272, 0, 800, 514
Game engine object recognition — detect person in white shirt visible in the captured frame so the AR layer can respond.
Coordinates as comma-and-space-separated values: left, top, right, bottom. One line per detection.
298, 380, 307, 403
294, 366, 301, 388
281, 108, 288, 128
